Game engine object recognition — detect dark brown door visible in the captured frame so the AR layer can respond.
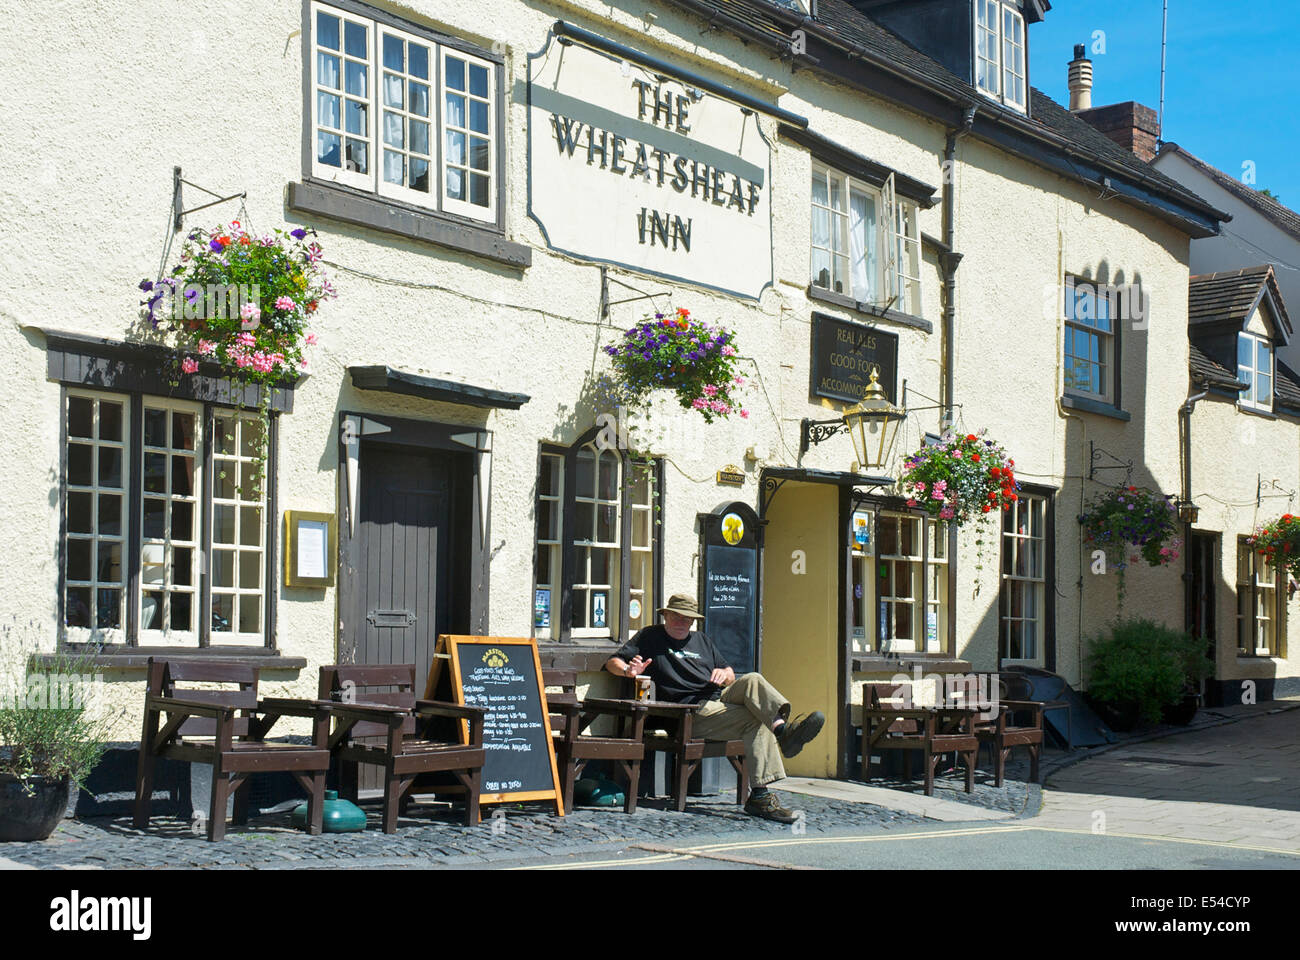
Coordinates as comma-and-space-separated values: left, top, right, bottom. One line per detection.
354, 443, 453, 694
1191, 533, 1217, 683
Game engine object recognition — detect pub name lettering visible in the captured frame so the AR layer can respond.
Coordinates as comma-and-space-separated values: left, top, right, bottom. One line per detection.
549, 80, 764, 254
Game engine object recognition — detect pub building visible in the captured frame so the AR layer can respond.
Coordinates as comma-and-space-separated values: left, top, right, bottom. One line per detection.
7, 0, 1296, 805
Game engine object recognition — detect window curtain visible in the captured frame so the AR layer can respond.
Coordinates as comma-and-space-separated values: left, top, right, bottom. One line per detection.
849, 189, 877, 301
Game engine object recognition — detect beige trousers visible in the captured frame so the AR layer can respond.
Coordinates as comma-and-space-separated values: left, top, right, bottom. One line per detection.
691, 673, 791, 788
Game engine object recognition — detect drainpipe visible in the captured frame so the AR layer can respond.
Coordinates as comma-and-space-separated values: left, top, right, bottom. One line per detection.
1181, 385, 1209, 647
941, 106, 976, 429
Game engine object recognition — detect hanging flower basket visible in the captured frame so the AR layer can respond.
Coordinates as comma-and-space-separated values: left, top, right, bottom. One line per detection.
1082, 485, 1181, 609
602, 308, 749, 424
138, 221, 334, 493
899, 430, 1018, 526
1249, 513, 1300, 580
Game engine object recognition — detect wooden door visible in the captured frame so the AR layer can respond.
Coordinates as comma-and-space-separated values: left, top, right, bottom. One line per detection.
352, 442, 454, 769
1191, 532, 1217, 672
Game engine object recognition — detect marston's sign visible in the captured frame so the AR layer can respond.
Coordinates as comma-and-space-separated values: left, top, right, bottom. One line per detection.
810, 313, 898, 403
527, 33, 773, 299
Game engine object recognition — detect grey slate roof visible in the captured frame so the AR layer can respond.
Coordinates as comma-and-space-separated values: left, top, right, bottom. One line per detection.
669, 0, 1224, 224
1189, 343, 1245, 391
1277, 360, 1300, 412
1188, 266, 1292, 338
1160, 143, 1300, 242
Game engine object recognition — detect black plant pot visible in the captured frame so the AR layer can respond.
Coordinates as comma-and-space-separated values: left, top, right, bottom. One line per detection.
1161, 692, 1200, 726
0, 774, 70, 842
1090, 697, 1142, 733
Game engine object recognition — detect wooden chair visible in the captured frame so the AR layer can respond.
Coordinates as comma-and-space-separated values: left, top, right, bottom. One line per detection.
634, 696, 749, 812
133, 658, 331, 841
542, 669, 647, 814
945, 674, 1043, 787
860, 682, 978, 797
318, 664, 486, 832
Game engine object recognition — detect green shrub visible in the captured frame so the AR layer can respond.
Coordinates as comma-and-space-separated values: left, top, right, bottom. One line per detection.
1086, 619, 1213, 724
0, 648, 115, 791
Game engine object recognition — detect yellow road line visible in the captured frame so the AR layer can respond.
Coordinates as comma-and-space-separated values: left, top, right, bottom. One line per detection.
517, 852, 692, 870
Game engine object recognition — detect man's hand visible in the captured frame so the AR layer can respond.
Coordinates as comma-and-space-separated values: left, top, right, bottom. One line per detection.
710, 666, 735, 687
626, 656, 653, 678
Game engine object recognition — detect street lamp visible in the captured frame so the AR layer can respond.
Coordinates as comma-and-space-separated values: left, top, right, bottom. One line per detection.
1176, 499, 1200, 524
800, 369, 905, 471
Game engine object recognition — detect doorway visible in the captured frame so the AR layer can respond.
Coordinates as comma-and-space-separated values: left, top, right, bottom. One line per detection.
352, 443, 457, 687
1190, 532, 1217, 683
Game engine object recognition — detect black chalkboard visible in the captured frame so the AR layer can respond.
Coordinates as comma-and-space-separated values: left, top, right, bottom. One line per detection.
703, 545, 758, 675
439, 635, 563, 814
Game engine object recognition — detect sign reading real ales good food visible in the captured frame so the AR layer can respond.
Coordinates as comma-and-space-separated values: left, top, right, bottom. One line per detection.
810, 313, 899, 404
528, 33, 773, 299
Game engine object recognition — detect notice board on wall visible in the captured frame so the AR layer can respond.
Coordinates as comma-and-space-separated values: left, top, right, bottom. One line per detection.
698, 502, 762, 676
430, 634, 563, 815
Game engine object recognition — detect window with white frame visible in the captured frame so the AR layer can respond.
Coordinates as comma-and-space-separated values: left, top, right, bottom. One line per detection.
211, 414, 268, 640
1238, 332, 1273, 411
64, 392, 129, 638
1064, 278, 1115, 403
1000, 495, 1046, 662
139, 400, 202, 642
810, 165, 921, 315
974, 0, 1027, 112
1238, 539, 1284, 657
533, 440, 660, 642
310, 1, 497, 223
61, 390, 273, 647
864, 512, 947, 654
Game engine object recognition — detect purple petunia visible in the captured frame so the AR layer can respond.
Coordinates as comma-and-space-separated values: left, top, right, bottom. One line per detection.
290, 228, 309, 240
209, 239, 224, 253
139, 279, 154, 292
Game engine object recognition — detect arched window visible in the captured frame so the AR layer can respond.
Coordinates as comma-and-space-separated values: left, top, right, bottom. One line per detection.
533, 429, 661, 642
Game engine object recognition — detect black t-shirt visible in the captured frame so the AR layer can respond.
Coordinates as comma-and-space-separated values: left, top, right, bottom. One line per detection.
613, 625, 730, 704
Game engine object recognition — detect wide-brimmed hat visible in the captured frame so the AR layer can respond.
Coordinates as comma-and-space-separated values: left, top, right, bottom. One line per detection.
658, 593, 702, 620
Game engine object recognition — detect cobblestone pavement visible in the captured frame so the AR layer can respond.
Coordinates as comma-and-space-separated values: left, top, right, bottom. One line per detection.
1037, 702, 1300, 854
0, 789, 929, 869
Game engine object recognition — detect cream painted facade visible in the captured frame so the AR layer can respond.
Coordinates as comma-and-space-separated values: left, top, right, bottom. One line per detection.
0, 0, 1277, 781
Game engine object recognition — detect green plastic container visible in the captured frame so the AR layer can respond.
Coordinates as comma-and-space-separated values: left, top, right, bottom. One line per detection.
291, 790, 368, 832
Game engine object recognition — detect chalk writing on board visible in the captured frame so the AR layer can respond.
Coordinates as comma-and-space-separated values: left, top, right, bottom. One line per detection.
461, 666, 545, 752
707, 570, 751, 609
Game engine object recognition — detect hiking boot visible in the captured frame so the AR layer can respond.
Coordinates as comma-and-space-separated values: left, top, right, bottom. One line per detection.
777, 711, 826, 758
744, 791, 799, 824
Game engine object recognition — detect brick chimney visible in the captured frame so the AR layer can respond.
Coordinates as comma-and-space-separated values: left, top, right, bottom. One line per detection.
1067, 43, 1160, 162
1074, 101, 1160, 162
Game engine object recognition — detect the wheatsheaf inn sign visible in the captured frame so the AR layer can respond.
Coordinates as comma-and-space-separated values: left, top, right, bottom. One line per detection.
528, 32, 774, 299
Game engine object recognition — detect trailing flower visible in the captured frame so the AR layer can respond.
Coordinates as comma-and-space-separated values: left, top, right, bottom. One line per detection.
603, 308, 749, 424
899, 430, 1018, 526
1082, 485, 1181, 610
1249, 513, 1300, 580
138, 221, 334, 494
1082, 485, 1181, 568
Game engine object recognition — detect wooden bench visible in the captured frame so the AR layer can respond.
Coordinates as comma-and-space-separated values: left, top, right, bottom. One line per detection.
542, 669, 646, 814
945, 674, 1043, 787
860, 682, 978, 797
633, 694, 749, 812
318, 664, 486, 832
133, 658, 331, 841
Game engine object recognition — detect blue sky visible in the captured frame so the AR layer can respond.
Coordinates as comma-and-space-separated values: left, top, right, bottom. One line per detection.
1029, 0, 1299, 206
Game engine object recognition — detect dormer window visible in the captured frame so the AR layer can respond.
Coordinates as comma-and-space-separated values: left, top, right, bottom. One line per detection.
1238, 332, 1273, 411
975, 1, 1027, 113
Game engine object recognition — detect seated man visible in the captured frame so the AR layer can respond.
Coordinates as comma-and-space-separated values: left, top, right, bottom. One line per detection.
605, 593, 825, 823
